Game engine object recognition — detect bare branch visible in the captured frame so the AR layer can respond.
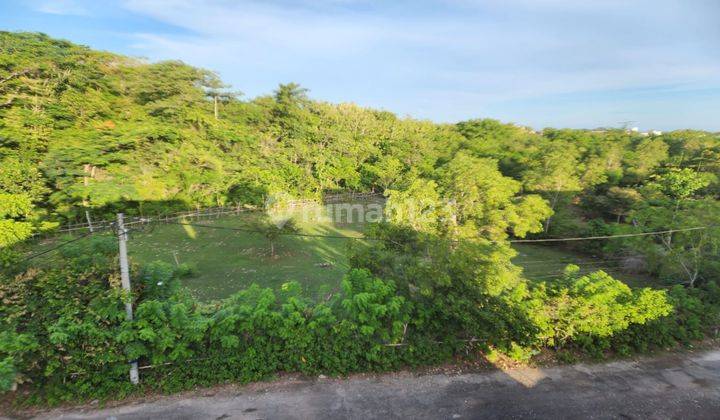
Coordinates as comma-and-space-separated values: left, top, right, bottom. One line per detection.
0, 68, 32, 85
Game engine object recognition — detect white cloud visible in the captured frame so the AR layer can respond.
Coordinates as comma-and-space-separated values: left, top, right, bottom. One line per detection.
122, 0, 390, 53
32, 0, 89, 15
116, 0, 720, 128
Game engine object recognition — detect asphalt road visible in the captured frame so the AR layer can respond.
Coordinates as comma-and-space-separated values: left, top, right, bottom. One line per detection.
15, 349, 720, 419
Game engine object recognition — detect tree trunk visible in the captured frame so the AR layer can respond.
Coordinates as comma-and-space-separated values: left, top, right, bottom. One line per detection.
544, 190, 561, 233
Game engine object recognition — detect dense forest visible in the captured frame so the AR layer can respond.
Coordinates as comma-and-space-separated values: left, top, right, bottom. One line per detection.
1, 32, 719, 403
2, 32, 719, 284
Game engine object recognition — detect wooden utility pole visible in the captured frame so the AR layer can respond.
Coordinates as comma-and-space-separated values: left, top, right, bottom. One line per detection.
117, 213, 139, 385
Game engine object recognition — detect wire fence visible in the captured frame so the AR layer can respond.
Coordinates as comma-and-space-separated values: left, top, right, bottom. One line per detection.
8, 201, 710, 390
18, 215, 709, 297
33, 191, 386, 238
15, 188, 717, 297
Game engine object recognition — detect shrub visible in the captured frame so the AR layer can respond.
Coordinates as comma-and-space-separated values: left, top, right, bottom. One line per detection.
1, 234, 718, 404
527, 266, 672, 354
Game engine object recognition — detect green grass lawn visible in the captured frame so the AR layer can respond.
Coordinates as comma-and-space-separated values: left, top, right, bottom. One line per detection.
128, 215, 657, 301
512, 243, 657, 288
127, 205, 371, 301
31, 201, 659, 301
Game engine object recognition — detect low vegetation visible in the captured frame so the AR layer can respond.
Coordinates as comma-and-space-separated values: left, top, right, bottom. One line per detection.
2, 232, 719, 404
127, 209, 363, 301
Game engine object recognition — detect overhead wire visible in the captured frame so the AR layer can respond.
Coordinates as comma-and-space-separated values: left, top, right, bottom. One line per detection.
507, 225, 714, 243
169, 221, 369, 240
16, 214, 713, 282
169, 220, 716, 244
514, 253, 631, 263
16, 231, 97, 264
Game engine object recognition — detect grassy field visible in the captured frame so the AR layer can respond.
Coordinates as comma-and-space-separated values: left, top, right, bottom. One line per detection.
511, 243, 657, 288
34, 200, 658, 301
127, 207, 370, 301
128, 202, 382, 300
127, 213, 657, 300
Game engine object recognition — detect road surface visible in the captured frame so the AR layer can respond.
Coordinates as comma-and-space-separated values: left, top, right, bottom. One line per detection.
13, 349, 720, 419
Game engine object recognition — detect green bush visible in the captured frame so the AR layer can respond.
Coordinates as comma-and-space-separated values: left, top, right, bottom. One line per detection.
0, 235, 425, 402
526, 266, 672, 355
1, 234, 719, 404
609, 282, 720, 353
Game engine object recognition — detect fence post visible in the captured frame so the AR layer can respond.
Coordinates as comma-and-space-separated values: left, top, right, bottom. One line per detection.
117, 213, 140, 385
85, 210, 94, 233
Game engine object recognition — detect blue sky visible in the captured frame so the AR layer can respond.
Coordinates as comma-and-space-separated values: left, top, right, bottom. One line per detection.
2, 0, 720, 131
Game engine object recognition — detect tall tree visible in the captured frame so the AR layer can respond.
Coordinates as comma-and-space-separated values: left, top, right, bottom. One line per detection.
521, 142, 582, 232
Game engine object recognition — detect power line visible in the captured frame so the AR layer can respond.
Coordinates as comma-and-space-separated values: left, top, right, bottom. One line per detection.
530, 267, 621, 277
508, 225, 714, 243
40, 192, 386, 237
515, 256, 629, 265
528, 267, 630, 280
170, 221, 369, 240
17, 231, 96, 263
519, 264, 627, 276
170, 221, 715, 244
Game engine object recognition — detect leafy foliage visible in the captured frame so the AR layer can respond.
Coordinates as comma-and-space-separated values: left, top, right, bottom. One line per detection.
1, 31, 720, 405
528, 266, 672, 351
1, 227, 719, 404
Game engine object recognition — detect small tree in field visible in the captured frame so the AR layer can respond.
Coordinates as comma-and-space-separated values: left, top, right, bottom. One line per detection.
253, 216, 299, 259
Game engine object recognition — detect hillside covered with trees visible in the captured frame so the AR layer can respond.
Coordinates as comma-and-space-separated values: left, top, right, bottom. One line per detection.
1, 32, 719, 403
2, 32, 719, 284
